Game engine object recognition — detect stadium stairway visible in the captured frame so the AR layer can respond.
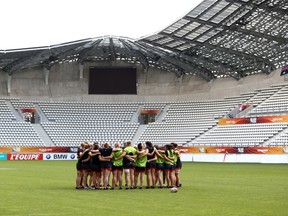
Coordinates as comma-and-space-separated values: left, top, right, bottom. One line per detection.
155, 104, 170, 122
187, 122, 218, 146
5, 100, 22, 121
131, 125, 147, 145
31, 124, 54, 146
131, 105, 143, 123
246, 86, 283, 115
262, 125, 288, 146
236, 105, 253, 118
34, 104, 49, 122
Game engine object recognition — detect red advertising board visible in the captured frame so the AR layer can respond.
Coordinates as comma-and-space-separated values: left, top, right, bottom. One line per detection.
141, 109, 160, 114
7, 154, 43, 160
218, 115, 288, 125
1, 147, 288, 156
181, 146, 288, 154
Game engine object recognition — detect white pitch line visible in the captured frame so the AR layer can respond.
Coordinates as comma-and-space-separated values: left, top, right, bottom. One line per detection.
27, 213, 72, 216
7, 213, 73, 216
0, 168, 16, 170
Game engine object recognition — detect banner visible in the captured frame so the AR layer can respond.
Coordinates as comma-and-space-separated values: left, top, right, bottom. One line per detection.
0, 153, 7, 160
7, 154, 43, 160
180, 146, 288, 154
141, 109, 160, 114
43, 153, 77, 160
244, 147, 287, 154
1, 147, 288, 157
256, 115, 288, 123
20, 108, 36, 113
218, 117, 250, 125
219, 115, 288, 125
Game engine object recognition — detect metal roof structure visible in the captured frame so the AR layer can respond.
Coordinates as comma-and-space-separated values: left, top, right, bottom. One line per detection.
1, 0, 288, 81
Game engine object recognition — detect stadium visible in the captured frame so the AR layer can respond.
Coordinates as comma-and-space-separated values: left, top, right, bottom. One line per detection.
0, 0, 288, 216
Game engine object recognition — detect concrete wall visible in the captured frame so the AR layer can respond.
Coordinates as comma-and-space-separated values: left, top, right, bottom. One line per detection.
0, 61, 284, 101
0, 72, 8, 96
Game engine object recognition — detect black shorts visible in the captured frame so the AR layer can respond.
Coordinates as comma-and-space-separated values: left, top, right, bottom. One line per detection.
112, 165, 123, 171
123, 161, 135, 169
82, 162, 91, 171
176, 159, 182, 169
90, 164, 101, 173
146, 161, 156, 169
100, 161, 112, 169
155, 163, 164, 171
76, 162, 82, 170
163, 164, 174, 172
135, 166, 146, 173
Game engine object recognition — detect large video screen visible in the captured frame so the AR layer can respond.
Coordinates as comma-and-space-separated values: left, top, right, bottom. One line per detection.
89, 67, 137, 94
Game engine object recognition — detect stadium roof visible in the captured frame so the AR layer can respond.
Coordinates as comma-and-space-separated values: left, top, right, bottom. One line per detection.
0, 0, 288, 81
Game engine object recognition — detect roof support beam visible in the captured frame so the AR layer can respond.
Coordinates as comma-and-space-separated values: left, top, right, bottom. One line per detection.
146, 43, 215, 81
78, 39, 102, 62
140, 40, 237, 77
43, 67, 50, 85
147, 36, 273, 79
225, 0, 288, 17
183, 16, 288, 44
2, 54, 49, 75
79, 62, 84, 79
6, 73, 12, 94
2, 43, 85, 74
157, 32, 275, 71
109, 38, 116, 61
178, 52, 235, 75
119, 39, 150, 70
139, 41, 215, 80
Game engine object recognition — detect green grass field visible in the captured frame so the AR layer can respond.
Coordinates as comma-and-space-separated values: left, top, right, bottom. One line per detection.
0, 161, 287, 216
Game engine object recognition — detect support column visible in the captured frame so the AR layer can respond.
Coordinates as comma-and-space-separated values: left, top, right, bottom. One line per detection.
144, 68, 149, 85
6, 74, 12, 94
268, 66, 272, 73
208, 78, 214, 87
43, 67, 50, 85
178, 74, 183, 83
79, 63, 84, 79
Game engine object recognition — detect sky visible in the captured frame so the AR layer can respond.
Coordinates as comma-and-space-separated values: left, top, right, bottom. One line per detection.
0, 0, 203, 49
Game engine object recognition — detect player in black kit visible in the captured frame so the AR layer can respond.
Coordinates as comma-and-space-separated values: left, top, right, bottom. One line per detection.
145, 141, 157, 188
76, 143, 85, 189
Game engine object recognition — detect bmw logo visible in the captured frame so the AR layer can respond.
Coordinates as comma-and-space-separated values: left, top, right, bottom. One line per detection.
70, 154, 75, 159
46, 154, 51, 159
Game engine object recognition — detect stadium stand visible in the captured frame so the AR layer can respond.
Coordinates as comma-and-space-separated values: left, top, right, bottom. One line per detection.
38, 101, 138, 122
249, 86, 288, 116
38, 101, 139, 146
0, 99, 16, 121
189, 122, 288, 147
41, 122, 139, 147
0, 121, 44, 146
0, 82, 288, 147
0, 80, 288, 147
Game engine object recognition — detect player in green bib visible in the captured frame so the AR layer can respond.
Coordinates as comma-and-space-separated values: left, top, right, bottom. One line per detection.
123, 141, 137, 189
163, 144, 176, 188
111, 142, 126, 189
134, 143, 148, 189
172, 143, 182, 187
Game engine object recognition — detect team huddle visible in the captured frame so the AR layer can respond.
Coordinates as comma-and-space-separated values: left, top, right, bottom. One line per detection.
75, 141, 183, 190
